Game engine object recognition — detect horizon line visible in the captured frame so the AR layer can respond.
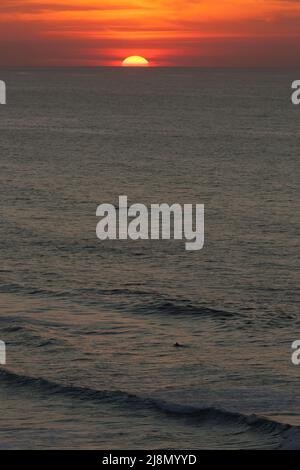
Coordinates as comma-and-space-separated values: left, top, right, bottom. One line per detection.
1, 65, 300, 70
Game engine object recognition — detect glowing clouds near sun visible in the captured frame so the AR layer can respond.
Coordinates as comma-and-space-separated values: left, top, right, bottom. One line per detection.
1, 1, 300, 66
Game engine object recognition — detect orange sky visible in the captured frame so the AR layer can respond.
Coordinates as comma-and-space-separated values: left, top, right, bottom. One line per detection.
0, 0, 300, 66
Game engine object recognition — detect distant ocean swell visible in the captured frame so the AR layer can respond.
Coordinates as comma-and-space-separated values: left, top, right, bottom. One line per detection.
0, 368, 299, 449
1, 281, 297, 328
0, 280, 234, 318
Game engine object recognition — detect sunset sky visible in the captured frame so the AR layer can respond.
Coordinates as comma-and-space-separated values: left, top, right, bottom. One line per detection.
0, 0, 300, 66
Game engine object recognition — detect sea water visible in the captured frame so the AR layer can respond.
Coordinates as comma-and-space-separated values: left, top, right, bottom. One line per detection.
0, 67, 299, 449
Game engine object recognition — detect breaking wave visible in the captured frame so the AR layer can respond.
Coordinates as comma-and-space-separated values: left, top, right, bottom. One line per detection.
0, 368, 298, 449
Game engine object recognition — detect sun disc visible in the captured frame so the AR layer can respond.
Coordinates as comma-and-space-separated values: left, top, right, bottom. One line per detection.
122, 56, 149, 67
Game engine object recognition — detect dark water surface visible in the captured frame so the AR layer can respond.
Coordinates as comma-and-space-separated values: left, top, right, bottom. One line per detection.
0, 68, 299, 449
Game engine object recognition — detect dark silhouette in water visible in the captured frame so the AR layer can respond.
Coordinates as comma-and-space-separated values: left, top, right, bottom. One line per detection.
174, 342, 185, 348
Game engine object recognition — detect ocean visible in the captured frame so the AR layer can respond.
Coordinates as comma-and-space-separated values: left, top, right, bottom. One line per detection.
0, 67, 299, 449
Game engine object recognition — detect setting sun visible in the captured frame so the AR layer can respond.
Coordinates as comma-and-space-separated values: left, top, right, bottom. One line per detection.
122, 56, 149, 67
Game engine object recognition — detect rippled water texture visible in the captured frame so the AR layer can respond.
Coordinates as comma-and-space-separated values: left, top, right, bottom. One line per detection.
0, 68, 299, 449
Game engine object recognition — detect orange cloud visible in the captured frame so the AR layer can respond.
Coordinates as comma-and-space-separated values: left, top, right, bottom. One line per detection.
0, 0, 300, 66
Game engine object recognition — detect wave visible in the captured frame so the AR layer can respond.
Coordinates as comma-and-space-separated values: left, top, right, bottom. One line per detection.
0, 368, 139, 406
0, 368, 298, 449
134, 299, 234, 318
2, 281, 296, 329
2, 280, 296, 328
280, 428, 300, 450
0, 281, 234, 318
